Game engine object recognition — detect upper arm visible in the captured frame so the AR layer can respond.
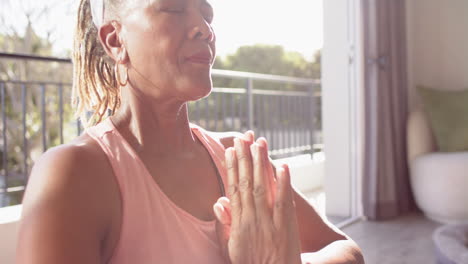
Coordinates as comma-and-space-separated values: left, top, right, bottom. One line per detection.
292, 188, 349, 252
16, 145, 109, 264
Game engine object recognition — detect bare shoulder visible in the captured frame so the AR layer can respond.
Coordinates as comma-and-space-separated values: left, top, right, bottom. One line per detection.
17, 133, 117, 263
22, 133, 112, 211
206, 130, 244, 149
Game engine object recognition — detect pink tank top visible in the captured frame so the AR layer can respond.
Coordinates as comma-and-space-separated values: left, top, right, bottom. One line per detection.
86, 118, 229, 264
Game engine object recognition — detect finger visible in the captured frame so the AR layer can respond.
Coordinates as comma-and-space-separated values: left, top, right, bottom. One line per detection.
281, 164, 296, 211
256, 137, 276, 180
244, 130, 255, 144
225, 147, 241, 226
280, 165, 302, 259
213, 202, 231, 226
234, 137, 256, 216
217, 197, 232, 224
215, 217, 231, 262
218, 197, 232, 218
256, 137, 276, 208
251, 142, 271, 219
273, 164, 295, 229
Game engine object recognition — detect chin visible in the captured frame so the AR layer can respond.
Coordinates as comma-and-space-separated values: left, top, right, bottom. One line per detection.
192, 83, 213, 101
179, 78, 213, 102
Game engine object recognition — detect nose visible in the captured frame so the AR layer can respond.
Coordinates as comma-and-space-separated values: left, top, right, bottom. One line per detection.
189, 26, 215, 42
188, 15, 215, 42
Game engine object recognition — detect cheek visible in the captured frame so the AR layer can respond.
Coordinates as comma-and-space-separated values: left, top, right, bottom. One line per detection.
125, 15, 182, 62
126, 26, 182, 77
147, 25, 185, 73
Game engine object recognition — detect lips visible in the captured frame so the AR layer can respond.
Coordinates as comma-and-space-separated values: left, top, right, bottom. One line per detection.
186, 51, 213, 65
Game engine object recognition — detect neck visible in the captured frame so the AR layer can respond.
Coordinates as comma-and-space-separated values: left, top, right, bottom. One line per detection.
110, 83, 198, 158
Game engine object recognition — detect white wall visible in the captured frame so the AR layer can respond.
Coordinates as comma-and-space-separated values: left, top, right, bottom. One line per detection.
406, 0, 468, 111
322, 0, 363, 218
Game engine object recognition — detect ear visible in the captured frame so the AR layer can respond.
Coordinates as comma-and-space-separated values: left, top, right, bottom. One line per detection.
98, 21, 129, 64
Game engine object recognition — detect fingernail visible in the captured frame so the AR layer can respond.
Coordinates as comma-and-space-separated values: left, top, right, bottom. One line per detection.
225, 148, 233, 164
257, 137, 267, 149
243, 132, 250, 141
218, 197, 230, 207
213, 203, 223, 219
247, 130, 255, 141
277, 167, 285, 175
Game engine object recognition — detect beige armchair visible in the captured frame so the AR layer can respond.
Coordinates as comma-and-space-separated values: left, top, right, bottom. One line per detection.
407, 110, 468, 224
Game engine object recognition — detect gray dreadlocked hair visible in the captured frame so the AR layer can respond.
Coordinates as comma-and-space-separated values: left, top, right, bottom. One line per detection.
72, 0, 124, 127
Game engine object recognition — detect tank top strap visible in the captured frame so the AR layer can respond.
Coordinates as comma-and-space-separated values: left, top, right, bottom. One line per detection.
190, 123, 229, 196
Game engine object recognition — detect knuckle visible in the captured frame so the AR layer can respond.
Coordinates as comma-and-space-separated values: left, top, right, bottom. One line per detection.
226, 161, 235, 170
253, 185, 266, 197
228, 184, 239, 197
239, 218, 254, 231
236, 153, 249, 162
274, 200, 288, 210
238, 178, 252, 191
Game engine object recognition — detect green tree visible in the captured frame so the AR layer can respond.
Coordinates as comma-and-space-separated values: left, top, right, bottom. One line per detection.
0, 1, 75, 206
213, 44, 320, 90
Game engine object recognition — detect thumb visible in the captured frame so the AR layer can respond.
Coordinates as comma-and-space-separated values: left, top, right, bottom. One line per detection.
214, 200, 231, 262
214, 201, 231, 226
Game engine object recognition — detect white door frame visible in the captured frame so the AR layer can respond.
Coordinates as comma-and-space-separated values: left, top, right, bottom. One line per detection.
322, 0, 364, 220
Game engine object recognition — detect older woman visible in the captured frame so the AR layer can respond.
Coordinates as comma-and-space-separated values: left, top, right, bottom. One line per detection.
16, 0, 363, 263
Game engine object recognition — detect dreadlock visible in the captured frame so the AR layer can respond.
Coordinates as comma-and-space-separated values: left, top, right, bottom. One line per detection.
72, 0, 122, 127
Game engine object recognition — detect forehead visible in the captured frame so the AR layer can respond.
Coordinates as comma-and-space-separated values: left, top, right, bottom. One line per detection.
123, 0, 211, 8
124, 0, 206, 7
119, 0, 212, 18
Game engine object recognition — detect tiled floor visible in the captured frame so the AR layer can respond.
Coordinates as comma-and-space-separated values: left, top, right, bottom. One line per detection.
342, 213, 442, 264
301, 189, 442, 263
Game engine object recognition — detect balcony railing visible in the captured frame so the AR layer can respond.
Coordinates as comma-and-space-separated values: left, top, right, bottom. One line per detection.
0, 52, 322, 207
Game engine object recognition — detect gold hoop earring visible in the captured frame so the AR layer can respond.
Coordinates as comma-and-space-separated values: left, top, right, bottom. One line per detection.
115, 62, 128, 87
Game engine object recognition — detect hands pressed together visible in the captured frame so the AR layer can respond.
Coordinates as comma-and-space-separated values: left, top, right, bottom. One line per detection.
213, 131, 302, 264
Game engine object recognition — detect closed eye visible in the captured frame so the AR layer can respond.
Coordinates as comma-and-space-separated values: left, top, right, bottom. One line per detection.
201, 2, 214, 23
161, 8, 185, 14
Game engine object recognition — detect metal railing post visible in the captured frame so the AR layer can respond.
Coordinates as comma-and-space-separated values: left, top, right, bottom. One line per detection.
246, 78, 254, 130
41, 84, 47, 152
214, 94, 218, 131
76, 119, 82, 136
22, 84, 28, 180
1, 82, 7, 206
230, 94, 235, 130
204, 97, 209, 128
195, 100, 201, 124
59, 84, 64, 144
221, 92, 226, 131
309, 85, 316, 155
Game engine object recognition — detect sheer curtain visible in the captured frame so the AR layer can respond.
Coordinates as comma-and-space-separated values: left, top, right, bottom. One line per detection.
361, 0, 415, 220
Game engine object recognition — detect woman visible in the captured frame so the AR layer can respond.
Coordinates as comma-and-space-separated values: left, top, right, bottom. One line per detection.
16, 0, 364, 263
